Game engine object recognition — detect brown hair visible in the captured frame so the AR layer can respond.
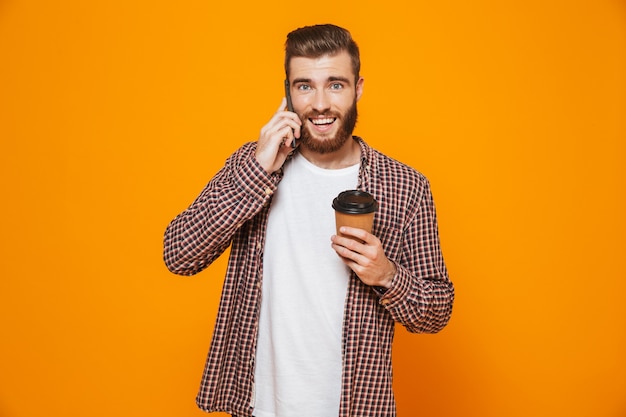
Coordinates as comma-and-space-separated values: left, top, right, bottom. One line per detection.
285, 24, 360, 83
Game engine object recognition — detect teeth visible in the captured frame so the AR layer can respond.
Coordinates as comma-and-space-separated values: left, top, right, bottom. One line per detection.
311, 118, 335, 125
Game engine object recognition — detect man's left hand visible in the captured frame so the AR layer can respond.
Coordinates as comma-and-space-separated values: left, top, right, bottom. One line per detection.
331, 227, 396, 288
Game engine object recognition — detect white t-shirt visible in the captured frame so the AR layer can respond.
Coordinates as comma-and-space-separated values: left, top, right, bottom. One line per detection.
252, 153, 359, 417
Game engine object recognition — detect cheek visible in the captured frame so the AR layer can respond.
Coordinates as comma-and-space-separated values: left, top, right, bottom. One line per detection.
292, 96, 309, 114
336, 97, 356, 114
338, 90, 358, 106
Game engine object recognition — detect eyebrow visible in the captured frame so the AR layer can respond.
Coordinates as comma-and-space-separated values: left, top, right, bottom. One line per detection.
328, 76, 351, 83
292, 76, 352, 85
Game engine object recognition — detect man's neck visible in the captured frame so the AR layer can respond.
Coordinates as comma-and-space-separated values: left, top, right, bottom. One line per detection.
298, 137, 361, 169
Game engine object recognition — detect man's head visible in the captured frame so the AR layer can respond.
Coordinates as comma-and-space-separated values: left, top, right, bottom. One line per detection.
284, 24, 364, 155
285, 24, 360, 84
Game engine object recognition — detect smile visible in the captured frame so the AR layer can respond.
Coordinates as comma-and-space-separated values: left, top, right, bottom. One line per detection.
310, 117, 336, 126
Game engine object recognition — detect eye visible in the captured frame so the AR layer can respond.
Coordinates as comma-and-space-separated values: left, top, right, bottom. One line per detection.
330, 83, 343, 90
297, 84, 311, 91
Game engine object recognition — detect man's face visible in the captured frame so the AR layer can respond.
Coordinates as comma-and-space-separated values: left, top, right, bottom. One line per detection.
287, 51, 364, 154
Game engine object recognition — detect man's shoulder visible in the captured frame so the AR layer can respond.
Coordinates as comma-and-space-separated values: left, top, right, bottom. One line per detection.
358, 137, 428, 184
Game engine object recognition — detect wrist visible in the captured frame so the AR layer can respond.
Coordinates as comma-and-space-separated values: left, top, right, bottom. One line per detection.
379, 260, 396, 289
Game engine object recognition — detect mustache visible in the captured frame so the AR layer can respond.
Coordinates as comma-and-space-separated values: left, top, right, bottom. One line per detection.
301, 110, 341, 119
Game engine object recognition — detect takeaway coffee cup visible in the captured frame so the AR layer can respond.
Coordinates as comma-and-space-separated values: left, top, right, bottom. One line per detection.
332, 190, 378, 240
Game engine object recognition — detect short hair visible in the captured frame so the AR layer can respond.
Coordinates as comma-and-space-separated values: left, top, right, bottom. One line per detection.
285, 24, 361, 83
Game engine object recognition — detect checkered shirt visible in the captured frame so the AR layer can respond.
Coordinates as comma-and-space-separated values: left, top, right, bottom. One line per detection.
163, 137, 454, 417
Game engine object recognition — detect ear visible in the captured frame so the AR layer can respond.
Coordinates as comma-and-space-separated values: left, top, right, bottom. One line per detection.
355, 77, 364, 101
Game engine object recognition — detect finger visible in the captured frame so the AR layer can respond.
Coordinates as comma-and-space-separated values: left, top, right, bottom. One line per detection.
332, 242, 367, 266
338, 226, 372, 244
277, 97, 287, 113
265, 125, 292, 149
279, 126, 295, 148
268, 118, 300, 143
331, 241, 354, 260
331, 234, 364, 256
294, 120, 301, 139
264, 99, 288, 129
266, 108, 299, 132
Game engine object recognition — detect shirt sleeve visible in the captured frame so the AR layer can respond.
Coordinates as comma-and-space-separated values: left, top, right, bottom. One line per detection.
377, 179, 455, 333
163, 142, 278, 276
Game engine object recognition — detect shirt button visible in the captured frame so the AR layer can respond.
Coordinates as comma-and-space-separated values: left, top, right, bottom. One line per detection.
381, 298, 390, 306
264, 187, 272, 195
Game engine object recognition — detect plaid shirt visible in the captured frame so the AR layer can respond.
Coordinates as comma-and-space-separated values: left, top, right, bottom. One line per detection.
164, 137, 454, 417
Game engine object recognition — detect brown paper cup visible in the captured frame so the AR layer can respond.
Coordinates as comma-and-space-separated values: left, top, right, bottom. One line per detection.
332, 190, 378, 242
335, 211, 375, 237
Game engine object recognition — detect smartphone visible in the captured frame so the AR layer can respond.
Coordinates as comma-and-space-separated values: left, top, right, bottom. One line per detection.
284, 79, 296, 148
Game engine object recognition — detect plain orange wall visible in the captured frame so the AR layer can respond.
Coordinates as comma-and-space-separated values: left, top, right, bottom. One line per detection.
1, 1, 625, 416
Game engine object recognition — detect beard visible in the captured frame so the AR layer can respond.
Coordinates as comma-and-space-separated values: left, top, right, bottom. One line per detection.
298, 100, 358, 154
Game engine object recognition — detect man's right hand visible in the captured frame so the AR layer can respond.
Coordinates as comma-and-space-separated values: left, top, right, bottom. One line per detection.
255, 98, 301, 173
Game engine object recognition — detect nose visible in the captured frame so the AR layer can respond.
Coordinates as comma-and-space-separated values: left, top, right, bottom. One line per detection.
311, 89, 331, 113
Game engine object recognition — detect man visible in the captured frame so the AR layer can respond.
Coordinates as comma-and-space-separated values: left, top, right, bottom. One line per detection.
164, 24, 454, 417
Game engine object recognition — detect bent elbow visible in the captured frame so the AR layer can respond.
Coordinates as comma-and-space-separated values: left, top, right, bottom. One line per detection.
163, 240, 206, 277
406, 283, 455, 334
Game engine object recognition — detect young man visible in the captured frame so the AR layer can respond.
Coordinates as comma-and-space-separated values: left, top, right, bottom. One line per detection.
164, 24, 454, 417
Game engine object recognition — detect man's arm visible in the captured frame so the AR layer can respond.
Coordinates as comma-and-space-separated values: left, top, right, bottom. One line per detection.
378, 182, 454, 333
331, 181, 454, 333
164, 98, 300, 276
163, 143, 276, 276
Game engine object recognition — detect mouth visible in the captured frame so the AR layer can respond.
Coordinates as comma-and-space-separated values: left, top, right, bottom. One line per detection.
309, 117, 337, 131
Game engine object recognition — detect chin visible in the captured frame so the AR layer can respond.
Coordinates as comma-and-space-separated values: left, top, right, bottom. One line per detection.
300, 131, 352, 154
299, 101, 358, 154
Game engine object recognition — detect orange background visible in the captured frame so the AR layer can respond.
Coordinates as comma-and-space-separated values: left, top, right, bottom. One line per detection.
1, 1, 625, 416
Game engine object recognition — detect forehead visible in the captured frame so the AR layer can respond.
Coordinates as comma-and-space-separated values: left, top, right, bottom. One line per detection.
289, 51, 355, 83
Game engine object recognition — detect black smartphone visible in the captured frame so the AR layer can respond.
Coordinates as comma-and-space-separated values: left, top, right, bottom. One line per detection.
284, 79, 296, 148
